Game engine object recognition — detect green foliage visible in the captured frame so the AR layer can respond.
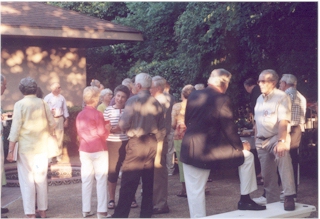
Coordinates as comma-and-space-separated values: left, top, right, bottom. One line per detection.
48, 2, 317, 121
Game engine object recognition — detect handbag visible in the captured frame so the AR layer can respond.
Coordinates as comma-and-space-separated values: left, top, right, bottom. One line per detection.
43, 101, 60, 158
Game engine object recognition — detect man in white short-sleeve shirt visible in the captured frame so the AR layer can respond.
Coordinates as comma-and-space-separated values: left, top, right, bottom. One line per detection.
254, 69, 296, 211
44, 82, 69, 162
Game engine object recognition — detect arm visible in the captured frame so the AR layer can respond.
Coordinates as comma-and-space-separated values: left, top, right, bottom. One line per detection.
273, 120, 289, 157
62, 97, 69, 128
44, 101, 57, 133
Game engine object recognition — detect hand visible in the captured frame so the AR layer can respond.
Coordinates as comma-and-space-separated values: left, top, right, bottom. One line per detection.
105, 123, 111, 131
7, 151, 14, 162
242, 141, 251, 151
63, 119, 68, 128
110, 125, 121, 134
274, 142, 287, 157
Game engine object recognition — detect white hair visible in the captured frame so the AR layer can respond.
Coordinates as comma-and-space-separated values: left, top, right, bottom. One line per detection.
152, 76, 166, 91
99, 88, 113, 101
90, 79, 101, 87
122, 78, 133, 90
260, 69, 279, 83
50, 82, 60, 91
280, 74, 297, 87
83, 86, 100, 105
194, 83, 205, 90
207, 69, 232, 87
135, 73, 152, 88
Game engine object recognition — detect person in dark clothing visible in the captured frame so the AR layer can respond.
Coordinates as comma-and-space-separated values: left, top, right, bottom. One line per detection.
181, 69, 265, 218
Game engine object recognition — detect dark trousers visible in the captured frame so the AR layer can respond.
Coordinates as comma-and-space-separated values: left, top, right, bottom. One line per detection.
113, 134, 157, 218
290, 125, 302, 195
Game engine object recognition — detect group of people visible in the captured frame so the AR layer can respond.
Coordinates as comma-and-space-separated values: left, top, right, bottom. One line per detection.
0, 67, 306, 218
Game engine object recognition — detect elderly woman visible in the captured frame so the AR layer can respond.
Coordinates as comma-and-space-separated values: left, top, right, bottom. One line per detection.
97, 88, 113, 113
76, 86, 111, 218
7, 77, 56, 218
171, 84, 194, 198
103, 85, 138, 209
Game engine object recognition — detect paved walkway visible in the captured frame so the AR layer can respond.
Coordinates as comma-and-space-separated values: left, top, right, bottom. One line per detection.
1, 154, 318, 218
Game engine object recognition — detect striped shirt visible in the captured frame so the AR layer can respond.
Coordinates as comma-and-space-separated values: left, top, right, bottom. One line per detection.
285, 87, 306, 132
103, 106, 129, 142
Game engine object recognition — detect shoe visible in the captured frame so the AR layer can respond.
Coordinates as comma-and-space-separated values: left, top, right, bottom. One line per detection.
131, 200, 138, 208
1, 208, 9, 214
153, 206, 170, 214
280, 192, 296, 203
238, 200, 266, 210
97, 213, 112, 218
83, 212, 95, 217
284, 196, 295, 211
108, 200, 115, 209
252, 196, 267, 206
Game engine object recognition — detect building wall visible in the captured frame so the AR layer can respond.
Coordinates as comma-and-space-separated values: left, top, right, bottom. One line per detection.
1, 46, 86, 110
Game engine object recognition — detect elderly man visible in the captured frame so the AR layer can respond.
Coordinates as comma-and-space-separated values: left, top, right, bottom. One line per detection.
112, 73, 165, 218
279, 74, 306, 198
255, 69, 296, 211
181, 69, 265, 218
150, 76, 174, 214
44, 82, 69, 162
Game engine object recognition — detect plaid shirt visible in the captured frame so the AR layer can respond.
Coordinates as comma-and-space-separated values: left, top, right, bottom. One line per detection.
285, 87, 307, 131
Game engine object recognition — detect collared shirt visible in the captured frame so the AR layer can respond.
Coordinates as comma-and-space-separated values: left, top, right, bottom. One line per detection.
76, 106, 109, 153
155, 92, 174, 135
44, 93, 69, 118
285, 87, 306, 132
8, 95, 56, 154
254, 88, 291, 138
119, 90, 166, 142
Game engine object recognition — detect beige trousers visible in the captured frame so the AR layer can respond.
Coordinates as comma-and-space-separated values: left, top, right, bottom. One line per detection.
17, 152, 48, 215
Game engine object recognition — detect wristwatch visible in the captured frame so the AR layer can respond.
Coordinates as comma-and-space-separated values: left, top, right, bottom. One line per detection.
278, 139, 285, 143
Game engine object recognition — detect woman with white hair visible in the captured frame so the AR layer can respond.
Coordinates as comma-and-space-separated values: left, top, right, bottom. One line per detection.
7, 77, 56, 218
76, 86, 111, 218
97, 88, 113, 113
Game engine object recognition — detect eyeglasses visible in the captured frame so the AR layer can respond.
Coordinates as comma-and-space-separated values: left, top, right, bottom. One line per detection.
257, 80, 274, 84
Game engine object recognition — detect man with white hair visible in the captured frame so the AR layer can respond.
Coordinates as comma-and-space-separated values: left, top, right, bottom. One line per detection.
279, 74, 306, 199
113, 73, 166, 218
44, 82, 69, 162
255, 69, 296, 211
150, 76, 174, 214
181, 69, 265, 218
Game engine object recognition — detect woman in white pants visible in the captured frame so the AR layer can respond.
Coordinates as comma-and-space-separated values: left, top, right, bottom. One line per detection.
7, 77, 56, 218
76, 86, 111, 218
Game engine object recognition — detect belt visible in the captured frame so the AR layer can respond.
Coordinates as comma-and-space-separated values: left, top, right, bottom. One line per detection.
256, 135, 274, 141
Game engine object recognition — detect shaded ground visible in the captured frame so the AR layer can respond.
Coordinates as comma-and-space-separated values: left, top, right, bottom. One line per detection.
2, 148, 318, 218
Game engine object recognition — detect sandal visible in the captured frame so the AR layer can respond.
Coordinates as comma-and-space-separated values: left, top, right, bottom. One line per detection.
131, 200, 138, 208
176, 191, 187, 198
108, 200, 115, 209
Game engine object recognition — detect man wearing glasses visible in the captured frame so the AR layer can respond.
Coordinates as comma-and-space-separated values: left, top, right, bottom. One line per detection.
255, 69, 296, 211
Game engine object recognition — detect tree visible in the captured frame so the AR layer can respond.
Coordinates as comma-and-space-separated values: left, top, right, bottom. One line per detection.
48, 2, 317, 113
